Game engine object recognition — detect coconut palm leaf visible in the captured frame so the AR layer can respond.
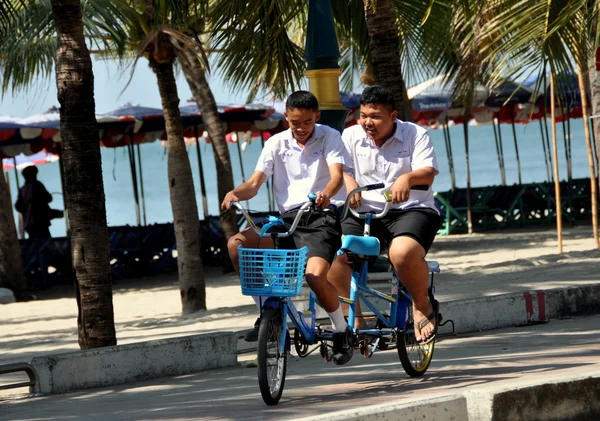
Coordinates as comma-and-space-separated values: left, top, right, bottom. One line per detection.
209, 0, 307, 101
0, 0, 136, 95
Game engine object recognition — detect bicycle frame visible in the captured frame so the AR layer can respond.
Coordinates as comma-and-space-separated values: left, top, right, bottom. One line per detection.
262, 291, 335, 355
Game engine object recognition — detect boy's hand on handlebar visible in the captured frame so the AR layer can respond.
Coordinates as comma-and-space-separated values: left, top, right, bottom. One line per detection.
221, 191, 239, 210
390, 175, 411, 204
345, 178, 362, 208
315, 192, 331, 209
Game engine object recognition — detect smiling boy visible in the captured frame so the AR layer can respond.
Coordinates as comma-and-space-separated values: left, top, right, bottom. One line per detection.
328, 86, 441, 343
221, 90, 354, 365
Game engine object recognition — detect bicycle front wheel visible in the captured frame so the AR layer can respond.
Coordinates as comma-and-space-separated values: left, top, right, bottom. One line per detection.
397, 326, 435, 377
257, 308, 287, 405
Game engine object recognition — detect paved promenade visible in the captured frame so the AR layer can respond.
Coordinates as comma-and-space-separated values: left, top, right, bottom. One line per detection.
2, 314, 599, 420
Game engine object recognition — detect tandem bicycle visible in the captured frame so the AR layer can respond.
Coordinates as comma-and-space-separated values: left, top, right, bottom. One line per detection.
229, 184, 446, 406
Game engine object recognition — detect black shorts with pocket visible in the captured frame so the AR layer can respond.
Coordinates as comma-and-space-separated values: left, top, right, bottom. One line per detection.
275, 208, 341, 264
340, 207, 440, 254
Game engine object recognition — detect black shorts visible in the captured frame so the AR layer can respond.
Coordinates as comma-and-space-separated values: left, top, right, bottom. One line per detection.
275, 209, 341, 264
340, 208, 440, 254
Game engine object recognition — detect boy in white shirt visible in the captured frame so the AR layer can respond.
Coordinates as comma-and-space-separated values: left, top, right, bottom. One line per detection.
221, 91, 354, 365
329, 86, 441, 344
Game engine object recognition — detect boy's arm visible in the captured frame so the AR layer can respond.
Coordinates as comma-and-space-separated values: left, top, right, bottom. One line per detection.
344, 173, 362, 208
220, 171, 267, 210
316, 163, 343, 208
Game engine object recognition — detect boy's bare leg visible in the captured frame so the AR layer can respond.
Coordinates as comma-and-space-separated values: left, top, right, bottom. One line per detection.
388, 236, 435, 342
227, 227, 274, 274
328, 255, 368, 330
227, 227, 274, 342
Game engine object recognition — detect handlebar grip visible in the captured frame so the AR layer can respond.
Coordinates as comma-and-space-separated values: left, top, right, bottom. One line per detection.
365, 183, 385, 191
411, 185, 429, 191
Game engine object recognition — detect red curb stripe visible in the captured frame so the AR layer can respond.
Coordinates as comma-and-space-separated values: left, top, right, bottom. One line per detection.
524, 291, 533, 323
536, 290, 546, 321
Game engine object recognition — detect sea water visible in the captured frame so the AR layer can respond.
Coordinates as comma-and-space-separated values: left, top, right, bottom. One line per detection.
5, 119, 595, 238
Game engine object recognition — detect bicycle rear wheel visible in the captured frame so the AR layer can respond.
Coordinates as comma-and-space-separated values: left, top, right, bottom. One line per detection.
397, 320, 435, 377
257, 308, 287, 405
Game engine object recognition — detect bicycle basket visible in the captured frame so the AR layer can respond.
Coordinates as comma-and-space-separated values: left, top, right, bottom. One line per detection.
238, 246, 308, 297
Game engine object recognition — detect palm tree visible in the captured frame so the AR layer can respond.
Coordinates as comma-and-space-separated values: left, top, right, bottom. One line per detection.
0, 0, 209, 313
50, 0, 116, 348
128, 0, 206, 312
209, 0, 447, 118
0, 173, 27, 298
458, 0, 591, 249
362, 0, 412, 120
1, 0, 117, 348
178, 37, 238, 262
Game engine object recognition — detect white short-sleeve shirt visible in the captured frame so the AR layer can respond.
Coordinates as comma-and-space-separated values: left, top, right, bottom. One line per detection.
255, 124, 352, 213
342, 120, 439, 213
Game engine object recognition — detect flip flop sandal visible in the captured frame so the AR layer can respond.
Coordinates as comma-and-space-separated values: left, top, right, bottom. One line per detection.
416, 299, 439, 345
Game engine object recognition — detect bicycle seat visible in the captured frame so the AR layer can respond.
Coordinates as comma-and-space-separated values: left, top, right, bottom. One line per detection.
340, 235, 381, 257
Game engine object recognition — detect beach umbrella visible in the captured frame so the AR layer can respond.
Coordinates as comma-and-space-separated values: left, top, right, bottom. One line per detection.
102, 104, 166, 227
2, 151, 59, 171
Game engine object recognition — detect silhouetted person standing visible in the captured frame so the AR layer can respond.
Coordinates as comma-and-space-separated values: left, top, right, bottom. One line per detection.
15, 166, 53, 239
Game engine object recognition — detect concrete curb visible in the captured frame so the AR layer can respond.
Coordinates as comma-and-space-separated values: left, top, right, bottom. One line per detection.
30, 331, 237, 395
440, 283, 600, 335
294, 283, 600, 336
295, 371, 600, 421
464, 370, 600, 421
294, 395, 468, 421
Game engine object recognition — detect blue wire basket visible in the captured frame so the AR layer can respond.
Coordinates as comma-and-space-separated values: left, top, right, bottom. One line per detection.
238, 246, 308, 297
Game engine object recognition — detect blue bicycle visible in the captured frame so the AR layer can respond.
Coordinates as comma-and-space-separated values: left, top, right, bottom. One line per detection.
231, 184, 442, 405
337, 183, 441, 377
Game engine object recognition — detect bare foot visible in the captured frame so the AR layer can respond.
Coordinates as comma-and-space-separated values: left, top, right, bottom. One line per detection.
413, 300, 437, 343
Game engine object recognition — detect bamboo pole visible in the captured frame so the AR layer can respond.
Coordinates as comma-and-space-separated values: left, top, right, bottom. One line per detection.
577, 66, 599, 247
463, 111, 473, 234
511, 112, 522, 184
57, 151, 70, 234
193, 125, 209, 219
260, 133, 274, 212
492, 116, 506, 185
496, 116, 507, 184
444, 117, 456, 190
550, 74, 563, 253
538, 117, 552, 181
127, 135, 141, 227
136, 144, 147, 226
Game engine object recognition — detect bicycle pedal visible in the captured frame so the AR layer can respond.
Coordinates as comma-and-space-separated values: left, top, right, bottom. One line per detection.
319, 342, 330, 362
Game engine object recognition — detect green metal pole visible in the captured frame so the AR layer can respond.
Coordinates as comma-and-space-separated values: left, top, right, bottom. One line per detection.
304, 0, 348, 132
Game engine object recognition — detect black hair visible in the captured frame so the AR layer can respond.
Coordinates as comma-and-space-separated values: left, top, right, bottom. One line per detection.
22, 166, 38, 183
285, 90, 319, 112
360, 85, 397, 112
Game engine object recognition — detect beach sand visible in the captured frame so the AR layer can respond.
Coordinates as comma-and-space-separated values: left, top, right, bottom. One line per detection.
1, 225, 599, 368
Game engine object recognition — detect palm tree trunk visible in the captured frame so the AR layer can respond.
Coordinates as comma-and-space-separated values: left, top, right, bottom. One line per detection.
151, 60, 206, 313
50, 0, 115, 348
578, 65, 599, 247
180, 51, 237, 272
363, 0, 413, 121
589, 52, 600, 219
0, 172, 26, 298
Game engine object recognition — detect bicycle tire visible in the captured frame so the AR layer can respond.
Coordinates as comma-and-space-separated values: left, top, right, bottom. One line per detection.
397, 318, 435, 377
257, 309, 287, 405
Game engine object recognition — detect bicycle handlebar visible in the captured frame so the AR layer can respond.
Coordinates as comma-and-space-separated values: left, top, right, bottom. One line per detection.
228, 199, 314, 239
341, 183, 430, 220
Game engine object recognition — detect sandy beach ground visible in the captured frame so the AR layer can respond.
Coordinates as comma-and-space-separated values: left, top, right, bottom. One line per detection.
1, 225, 599, 368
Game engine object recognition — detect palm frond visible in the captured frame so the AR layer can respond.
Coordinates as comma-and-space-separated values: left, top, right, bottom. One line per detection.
209, 0, 307, 100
